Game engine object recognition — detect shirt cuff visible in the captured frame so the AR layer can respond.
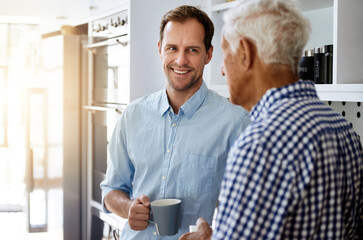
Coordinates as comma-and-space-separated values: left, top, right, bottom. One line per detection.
101, 188, 115, 213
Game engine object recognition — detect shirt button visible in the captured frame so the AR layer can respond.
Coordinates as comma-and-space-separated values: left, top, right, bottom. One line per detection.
172, 123, 177, 127
167, 149, 171, 153
162, 176, 166, 180
153, 231, 157, 235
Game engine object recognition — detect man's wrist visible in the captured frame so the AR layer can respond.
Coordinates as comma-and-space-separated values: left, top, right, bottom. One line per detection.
127, 199, 133, 218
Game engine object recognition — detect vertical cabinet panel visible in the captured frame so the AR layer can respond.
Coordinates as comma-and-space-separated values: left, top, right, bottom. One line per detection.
63, 34, 88, 240
335, 0, 363, 84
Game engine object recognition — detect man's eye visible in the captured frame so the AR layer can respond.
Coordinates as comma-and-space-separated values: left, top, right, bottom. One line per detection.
169, 47, 176, 51
189, 48, 197, 52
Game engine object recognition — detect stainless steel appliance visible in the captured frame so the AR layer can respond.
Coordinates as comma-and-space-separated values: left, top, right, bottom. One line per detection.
86, 9, 129, 106
84, 10, 129, 239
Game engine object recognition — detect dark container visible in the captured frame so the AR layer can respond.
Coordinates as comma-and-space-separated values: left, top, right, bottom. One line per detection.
299, 49, 314, 81
324, 44, 333, 84
314, 47, 325, 84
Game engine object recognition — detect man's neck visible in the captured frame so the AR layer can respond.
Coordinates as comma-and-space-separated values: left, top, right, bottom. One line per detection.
166, 81, 202, 114
253, 63, 299, 105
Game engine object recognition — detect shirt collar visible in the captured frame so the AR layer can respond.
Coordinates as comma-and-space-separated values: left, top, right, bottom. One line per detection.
250, 80, 319, 121
160, 90, 170, 116
159, 81, 208, 118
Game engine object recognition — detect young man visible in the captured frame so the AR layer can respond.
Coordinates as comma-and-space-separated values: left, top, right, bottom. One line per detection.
100, 5, 250, 239
181, 0, 363, 239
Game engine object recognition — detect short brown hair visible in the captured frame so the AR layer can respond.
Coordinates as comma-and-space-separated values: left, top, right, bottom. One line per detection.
159, 5, 214, 52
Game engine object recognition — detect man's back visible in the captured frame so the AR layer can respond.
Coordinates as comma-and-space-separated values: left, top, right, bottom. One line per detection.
268, 84, 363, 239
215, 81, 363, 239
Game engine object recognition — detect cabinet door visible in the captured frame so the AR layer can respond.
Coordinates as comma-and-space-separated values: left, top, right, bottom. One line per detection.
335, 0, 363, 84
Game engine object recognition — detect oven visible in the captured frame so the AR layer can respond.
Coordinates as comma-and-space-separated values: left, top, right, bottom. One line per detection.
84, 9, 129, 239
87, 9, 129, 106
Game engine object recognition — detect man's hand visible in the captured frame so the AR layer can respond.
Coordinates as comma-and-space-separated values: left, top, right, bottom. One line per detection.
128, 194, 151, 231
179, 218, 212, 240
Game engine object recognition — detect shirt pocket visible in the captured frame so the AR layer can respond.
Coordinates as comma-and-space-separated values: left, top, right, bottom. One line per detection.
179, 154, 217, 198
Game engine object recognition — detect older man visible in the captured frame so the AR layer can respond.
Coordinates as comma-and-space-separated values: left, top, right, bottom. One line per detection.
180, 0, 363, 239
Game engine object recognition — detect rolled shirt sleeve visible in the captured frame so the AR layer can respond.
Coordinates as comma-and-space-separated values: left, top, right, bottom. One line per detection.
100, 110, 134, 213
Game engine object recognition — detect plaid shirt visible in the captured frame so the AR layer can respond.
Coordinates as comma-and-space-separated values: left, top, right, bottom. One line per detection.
214, 80, 363, 239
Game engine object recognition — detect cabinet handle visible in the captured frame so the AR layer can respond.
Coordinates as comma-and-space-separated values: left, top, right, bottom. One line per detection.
116, 39, 128, 47
84, 35, 129, 51
83, 105, 125, 114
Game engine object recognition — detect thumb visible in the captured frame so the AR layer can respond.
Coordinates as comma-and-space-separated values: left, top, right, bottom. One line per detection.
139, 194, 150, 207
196, 218, 212, 237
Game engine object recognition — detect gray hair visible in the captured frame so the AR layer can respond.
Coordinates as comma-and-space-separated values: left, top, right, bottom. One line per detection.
222, 0, 311, 74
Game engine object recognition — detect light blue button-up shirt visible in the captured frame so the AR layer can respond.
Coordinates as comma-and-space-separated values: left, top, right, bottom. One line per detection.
101, 82, 250, 239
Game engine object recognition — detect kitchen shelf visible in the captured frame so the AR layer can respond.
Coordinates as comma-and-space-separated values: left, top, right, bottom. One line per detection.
205, 0, 363, 102
211, 1, 239, 12
208, 84, 363, 103
315, 84, 363, 102
210, 0, 333, 12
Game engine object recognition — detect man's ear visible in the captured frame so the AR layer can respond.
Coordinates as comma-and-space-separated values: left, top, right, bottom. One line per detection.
158, 41, 162, 57
205, 45, 213, 65
239, 37, 255, 70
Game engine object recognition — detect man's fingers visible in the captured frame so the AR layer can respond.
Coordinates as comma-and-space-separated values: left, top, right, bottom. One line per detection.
130, 203, 150, 214
129, 219, 149, 227
127, 194, 152, 231
179, 232, 192, 240
128, 218, 149, 231
129, 196, 150, 215
129, 211, 150, 221
138, 194, 151, 207
196, 218, 209, 229
178, 218, 212, 240
196, 218, 212, 237
178, 230, 211, 240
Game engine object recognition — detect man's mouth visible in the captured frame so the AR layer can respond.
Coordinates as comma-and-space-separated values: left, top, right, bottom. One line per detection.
171, 68, 190, 74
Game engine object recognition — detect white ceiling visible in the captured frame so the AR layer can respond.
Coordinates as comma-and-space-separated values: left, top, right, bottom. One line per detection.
0, 0, 334, 21
0, 0, 333, 33
0, 0, 90, 31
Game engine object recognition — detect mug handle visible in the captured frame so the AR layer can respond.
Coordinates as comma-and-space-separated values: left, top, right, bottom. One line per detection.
148, 208, 155, 224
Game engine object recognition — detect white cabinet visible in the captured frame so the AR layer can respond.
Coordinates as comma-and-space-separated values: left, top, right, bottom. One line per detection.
89, 0, 127, 18
205, 0, 363, 102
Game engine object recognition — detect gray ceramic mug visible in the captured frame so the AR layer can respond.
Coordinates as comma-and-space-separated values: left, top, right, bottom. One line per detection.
149, 198, 181, 236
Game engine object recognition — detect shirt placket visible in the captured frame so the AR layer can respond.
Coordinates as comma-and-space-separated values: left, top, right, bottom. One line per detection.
159, 111, 180, 199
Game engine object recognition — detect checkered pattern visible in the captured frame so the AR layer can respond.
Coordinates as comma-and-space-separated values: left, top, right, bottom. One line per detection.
214, 80, 363, 239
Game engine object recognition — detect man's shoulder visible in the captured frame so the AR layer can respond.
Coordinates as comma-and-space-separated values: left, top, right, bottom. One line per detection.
125, 89, 163, 111
206, 89, 249, 116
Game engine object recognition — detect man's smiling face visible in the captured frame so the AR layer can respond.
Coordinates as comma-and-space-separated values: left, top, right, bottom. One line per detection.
158, 18, 212, 92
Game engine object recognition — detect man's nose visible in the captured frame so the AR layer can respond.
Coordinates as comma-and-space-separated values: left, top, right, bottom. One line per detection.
220, 65, 225, 76
176, 51, 188, 66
